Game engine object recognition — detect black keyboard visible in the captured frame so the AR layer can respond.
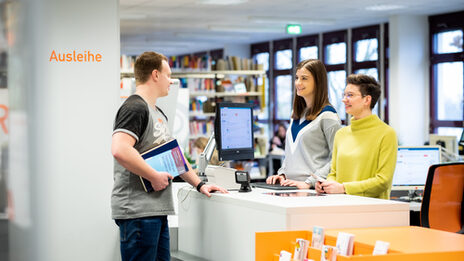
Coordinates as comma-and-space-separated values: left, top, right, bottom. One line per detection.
392, 197, 422, 203
252, 182, 298, 190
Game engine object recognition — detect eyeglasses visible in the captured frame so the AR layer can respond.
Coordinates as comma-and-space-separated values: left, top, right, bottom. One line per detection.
343, 92, 366, 99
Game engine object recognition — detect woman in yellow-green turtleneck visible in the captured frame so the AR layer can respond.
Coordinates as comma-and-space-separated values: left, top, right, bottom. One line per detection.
315, 74, 397, 199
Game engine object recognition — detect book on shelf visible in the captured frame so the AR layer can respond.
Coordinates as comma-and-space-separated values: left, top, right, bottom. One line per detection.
321, 245, 338, 261
189, 120, 214, 136
311, 226, 325, 249
140, 139, 188, 193
335, 232, 355, 256
372, 240, 390, 255
293, 238, 309, 261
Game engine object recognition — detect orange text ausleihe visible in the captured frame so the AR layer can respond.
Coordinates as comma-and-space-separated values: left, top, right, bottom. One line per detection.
49, 50, 102, 62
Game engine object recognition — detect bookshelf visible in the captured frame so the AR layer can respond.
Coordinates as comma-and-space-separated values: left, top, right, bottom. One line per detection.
120, 53, 268, 175
119, 69, 267, 152
182, 70, 267, 162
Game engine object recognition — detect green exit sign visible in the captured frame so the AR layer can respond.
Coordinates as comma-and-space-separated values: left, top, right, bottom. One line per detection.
286, 24, 302, 35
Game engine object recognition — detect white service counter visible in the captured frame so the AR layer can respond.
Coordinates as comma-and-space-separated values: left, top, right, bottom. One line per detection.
178, 187, 409, 261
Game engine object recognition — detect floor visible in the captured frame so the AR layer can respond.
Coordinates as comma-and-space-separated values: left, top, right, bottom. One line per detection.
0, 220, 204, 261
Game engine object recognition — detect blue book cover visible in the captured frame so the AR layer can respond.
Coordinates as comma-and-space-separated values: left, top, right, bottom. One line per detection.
140, 139, 188, 192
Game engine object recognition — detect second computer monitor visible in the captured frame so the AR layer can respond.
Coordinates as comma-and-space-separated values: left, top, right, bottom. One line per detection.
391, 146, 441, 190
215, 102, 254, 161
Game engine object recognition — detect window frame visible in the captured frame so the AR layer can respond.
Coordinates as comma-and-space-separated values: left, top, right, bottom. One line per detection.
323, 30, 348, 122
351, 25, 385, 121
251, 41, 271, 123
429, 11, 464, 133
273, 38, 294, 121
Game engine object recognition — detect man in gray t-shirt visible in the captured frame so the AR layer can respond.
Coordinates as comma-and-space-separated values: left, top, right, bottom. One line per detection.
111, 51, 226, 261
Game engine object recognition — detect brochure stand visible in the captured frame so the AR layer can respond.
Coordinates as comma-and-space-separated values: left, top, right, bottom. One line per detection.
256, 226, 464, 261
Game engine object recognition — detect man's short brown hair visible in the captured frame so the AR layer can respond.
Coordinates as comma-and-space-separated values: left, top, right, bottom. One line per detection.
134, 51, 168, 85
346, 74, 381, 110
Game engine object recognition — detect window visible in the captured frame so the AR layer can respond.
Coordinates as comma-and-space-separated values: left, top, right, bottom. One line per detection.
323, 30, 347, 121
275, 49, 292, 70
352, 25, 382, 118
252, 42, 270, 121
429, 11, 464, 136
273, 39, 293, 121
297, 34, 318, 62
299, 46, 318, 61
275, 75, 293, 119
252, 24, 389, 134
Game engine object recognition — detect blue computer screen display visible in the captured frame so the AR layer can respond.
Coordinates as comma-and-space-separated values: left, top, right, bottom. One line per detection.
215, 102, 254, 161
220, 107, 253, 149
392, 146, 441, 187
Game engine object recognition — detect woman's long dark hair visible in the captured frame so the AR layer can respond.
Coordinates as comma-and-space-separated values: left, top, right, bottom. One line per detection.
291, 59, 330, 120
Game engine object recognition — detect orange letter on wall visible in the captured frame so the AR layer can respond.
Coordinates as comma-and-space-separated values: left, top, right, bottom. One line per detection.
49, 50, 57, 62
0, 104, 8, 134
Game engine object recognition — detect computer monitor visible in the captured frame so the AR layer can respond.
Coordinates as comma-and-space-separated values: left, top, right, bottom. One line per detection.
215, 102, 254, 161
429, 134, 458, 155
391, 146, 441, 191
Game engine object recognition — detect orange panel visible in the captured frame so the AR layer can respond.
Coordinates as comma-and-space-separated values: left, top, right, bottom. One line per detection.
255, 230, 310, 261
428, 164, 464, 232
325, 226, 464, 254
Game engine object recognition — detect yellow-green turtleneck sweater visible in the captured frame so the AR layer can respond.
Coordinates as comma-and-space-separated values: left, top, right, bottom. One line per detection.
327, 114, 397, 199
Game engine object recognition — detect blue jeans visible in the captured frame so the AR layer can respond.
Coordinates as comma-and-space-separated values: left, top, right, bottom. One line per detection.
115, 216, 170, 261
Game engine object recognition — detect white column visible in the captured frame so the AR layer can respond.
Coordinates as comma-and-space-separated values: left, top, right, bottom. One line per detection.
8, 0, 120, 260
388, 15, 429, 146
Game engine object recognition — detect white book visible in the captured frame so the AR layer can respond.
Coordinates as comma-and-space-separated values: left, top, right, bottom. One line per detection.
372, 240, 390, 255
335, 232, 355, 256
311, 226, 325, 249
293, 238, 309, 261
278, 250, 292, 261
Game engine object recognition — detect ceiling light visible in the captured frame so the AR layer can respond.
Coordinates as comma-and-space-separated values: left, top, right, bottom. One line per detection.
198, 0, 247, 5
365, 5, 406, 11
208, 25, 283, 33
249, 16, 335, 25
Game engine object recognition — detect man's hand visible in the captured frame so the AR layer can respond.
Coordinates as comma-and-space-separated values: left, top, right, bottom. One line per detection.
266, 174, 285, 184
320, 180, 345, 194
280, 179, 310, 189
199, 184, 228, 197
149, 171, 173, 191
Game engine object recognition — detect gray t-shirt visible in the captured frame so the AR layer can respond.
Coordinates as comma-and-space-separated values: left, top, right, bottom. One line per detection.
111, 94, 175, 219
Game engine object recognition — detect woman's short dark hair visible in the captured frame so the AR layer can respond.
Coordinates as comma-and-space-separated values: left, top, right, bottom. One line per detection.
291, 59, 330, 120
346, 74, 381, 110
134, 51, 168, 85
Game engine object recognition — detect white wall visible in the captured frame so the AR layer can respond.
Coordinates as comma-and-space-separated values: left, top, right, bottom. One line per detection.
388, 15, 429, 146
8, 0, 120, 260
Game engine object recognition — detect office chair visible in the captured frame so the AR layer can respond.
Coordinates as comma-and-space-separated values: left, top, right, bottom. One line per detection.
421, 162, 464, 234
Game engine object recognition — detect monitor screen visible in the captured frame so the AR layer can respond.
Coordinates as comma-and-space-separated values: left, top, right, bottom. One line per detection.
215, 102, 254, 161
391, 146, 441, 190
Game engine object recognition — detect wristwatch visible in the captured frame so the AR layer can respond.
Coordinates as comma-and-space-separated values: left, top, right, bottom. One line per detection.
196, 181, 205, 192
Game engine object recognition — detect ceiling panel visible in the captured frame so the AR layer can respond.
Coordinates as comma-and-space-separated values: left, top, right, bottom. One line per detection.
120, 0, 464, 55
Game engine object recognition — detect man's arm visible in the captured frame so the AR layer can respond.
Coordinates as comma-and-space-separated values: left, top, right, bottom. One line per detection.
180, 160, 227, 197
111, 132, 172, 191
